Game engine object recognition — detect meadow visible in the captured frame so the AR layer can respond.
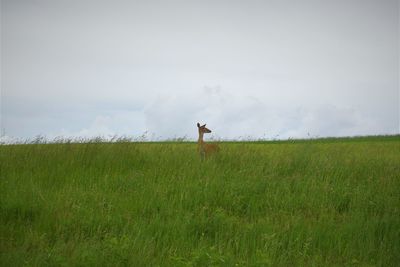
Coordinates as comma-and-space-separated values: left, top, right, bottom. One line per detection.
1, 136, 399, 266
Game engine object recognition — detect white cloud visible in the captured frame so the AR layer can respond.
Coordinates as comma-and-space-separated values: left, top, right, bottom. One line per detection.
48, 111, 146, 139
0, 135, 20, 144
143, 86, 393, 140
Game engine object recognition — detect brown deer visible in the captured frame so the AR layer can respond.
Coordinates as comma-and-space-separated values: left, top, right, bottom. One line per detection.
197, 122, 220, 158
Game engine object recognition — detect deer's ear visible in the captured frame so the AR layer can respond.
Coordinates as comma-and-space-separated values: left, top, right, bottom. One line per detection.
202, 124, 206, 127
197, 123, 200, 127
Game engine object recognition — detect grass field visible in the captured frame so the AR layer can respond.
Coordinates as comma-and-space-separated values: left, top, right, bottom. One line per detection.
1, 136, 399, 266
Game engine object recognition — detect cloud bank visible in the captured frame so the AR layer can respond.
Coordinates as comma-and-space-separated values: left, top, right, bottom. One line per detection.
14, 85, 391, 142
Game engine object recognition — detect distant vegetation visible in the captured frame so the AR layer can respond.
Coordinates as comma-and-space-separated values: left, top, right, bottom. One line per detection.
1, 136, 399, 266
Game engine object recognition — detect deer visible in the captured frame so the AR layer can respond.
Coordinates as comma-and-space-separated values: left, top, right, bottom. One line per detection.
197, 122, 220, 159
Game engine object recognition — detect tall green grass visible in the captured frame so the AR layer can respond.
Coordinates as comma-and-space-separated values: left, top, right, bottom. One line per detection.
1, 136, 399, 266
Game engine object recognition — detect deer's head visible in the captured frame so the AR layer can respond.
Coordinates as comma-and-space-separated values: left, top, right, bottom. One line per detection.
197, 123, 212, 134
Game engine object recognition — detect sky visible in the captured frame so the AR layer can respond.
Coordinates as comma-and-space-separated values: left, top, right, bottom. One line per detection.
1, 0, 399, 141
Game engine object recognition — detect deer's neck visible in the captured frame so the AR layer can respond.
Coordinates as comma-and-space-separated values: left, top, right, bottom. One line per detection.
198, 132, 205, 147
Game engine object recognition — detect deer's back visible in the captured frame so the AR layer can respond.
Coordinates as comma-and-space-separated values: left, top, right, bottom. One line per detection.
204, 143, 220, 153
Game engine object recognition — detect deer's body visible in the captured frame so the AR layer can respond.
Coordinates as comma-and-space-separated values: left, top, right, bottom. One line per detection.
197, 123, 219, 158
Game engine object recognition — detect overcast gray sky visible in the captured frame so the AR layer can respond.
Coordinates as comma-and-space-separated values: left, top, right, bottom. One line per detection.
1, 0, 399, 141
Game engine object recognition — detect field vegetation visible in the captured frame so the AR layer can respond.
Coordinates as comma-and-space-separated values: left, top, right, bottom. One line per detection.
1, 136, 399, 266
